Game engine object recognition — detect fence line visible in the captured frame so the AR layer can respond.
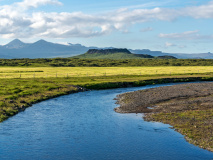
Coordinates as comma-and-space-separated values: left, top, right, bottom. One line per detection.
0, 69, 213, 79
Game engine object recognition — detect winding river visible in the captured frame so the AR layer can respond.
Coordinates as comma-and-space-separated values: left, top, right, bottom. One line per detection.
0, 83, 213, 160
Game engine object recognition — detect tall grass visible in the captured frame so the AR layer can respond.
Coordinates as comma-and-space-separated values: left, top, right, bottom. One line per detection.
0, 66, 213, 78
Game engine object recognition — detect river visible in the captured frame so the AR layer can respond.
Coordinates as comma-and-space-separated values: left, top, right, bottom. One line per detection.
0, 83, 213, 160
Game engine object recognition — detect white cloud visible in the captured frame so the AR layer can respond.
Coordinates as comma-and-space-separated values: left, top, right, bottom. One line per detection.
13, 0, 62, 11
165, 42, 176, 47
160, 30, 199, 39
56, 41, 69, 45
0, 0, 213, 39
159, 30, 213, 40
183, 1, 213, 19
165, 42, 186, 49
120, 1, 173, 10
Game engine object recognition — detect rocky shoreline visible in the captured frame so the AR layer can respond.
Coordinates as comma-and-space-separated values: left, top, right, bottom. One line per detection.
115, 82, 213, 152
115, 82, 213, 114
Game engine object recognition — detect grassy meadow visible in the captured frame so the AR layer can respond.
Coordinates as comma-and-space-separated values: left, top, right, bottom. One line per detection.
1, 66, 213, 78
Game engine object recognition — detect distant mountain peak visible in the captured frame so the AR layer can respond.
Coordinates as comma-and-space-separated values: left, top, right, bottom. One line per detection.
5, 39, 26, 49
11, 39, 23, 43
35, 39, 49, 43
31, 39, 54, 47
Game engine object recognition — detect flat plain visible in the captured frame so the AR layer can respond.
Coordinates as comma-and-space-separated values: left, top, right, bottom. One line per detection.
0, 66, 213, 78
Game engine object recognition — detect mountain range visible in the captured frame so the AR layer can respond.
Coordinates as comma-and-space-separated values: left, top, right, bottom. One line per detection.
0, 39, 93, 59
0, 39, 213, 59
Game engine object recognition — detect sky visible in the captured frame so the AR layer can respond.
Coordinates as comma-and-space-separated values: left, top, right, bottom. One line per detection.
0, 0, 213, 53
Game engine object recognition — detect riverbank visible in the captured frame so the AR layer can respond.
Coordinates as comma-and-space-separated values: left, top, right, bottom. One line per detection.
115, 82, 213, 152
1, 75, 213, 122
0, 81, 87, 122
0, 75, 211, 123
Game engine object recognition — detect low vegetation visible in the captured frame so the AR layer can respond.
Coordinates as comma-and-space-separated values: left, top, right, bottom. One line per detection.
1, 58, 213, 67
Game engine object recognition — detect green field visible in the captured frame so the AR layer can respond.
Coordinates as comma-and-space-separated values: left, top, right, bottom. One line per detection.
0, 66, 213, 78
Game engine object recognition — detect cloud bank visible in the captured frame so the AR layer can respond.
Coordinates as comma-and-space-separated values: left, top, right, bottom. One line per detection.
1, 0, 213, 39
159, 30, 213, 40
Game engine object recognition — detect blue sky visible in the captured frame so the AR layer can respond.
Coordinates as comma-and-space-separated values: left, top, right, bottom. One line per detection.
0, 0, 213, 53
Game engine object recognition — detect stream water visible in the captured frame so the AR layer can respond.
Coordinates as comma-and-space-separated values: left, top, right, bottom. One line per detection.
0, 83, 213, 160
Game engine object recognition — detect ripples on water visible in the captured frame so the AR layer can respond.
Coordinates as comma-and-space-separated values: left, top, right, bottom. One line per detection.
0, 83, 213, 160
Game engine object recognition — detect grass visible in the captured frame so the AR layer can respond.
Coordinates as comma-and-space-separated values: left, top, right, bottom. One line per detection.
0, 66, 213, 78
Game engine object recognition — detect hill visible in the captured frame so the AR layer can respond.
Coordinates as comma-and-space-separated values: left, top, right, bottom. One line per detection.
73, 49, 177, 59
74, 48, 154, 59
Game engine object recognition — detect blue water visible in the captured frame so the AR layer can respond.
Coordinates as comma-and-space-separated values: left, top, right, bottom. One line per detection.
0, 83, 213, 160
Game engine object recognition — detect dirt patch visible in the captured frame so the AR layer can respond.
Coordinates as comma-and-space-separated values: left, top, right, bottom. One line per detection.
115, 82, 213, 114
